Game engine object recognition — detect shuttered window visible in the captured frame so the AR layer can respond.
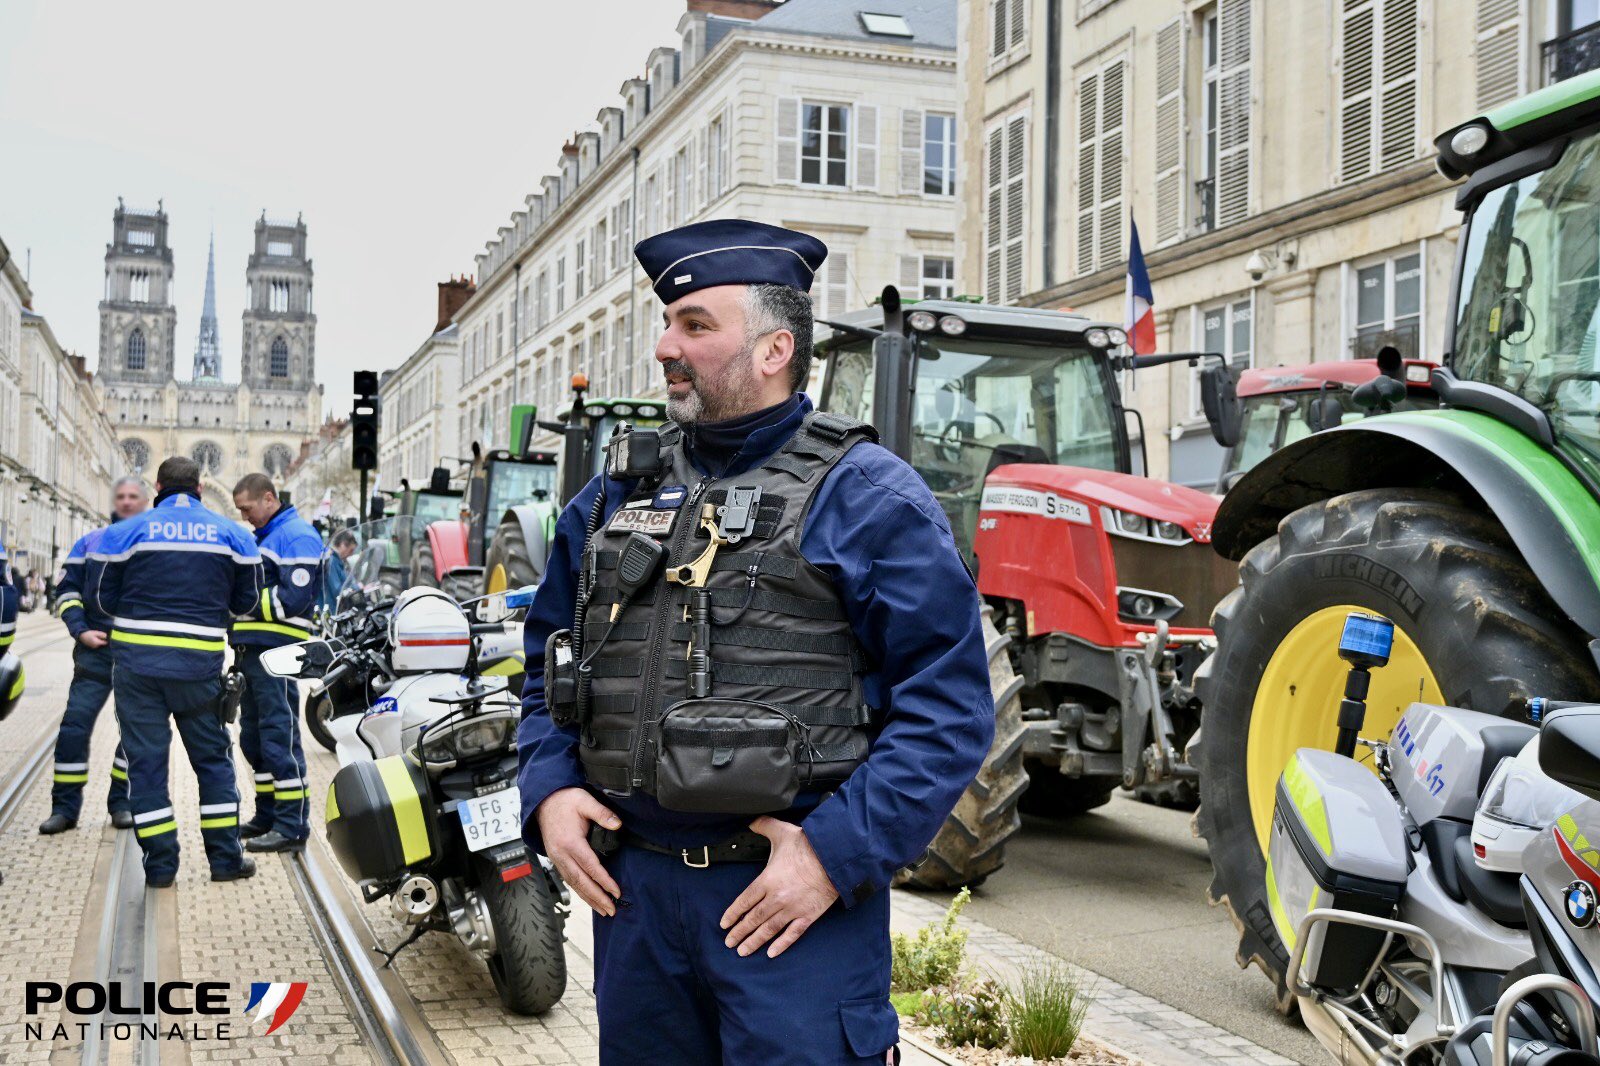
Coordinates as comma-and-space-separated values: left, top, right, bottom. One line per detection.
1215, 0, 1251, 227
1075, 59, 1125, 277
990, 0, 1027, 59
776, 98, 800, 183
812, 250, 851, 319
854, 104, 879, 190
901, 108, 924, 194
1476, 0, 1524, 110
1339, 0, 1419, 183
984, 114, 1028, 303
1154, 19, 1185, 244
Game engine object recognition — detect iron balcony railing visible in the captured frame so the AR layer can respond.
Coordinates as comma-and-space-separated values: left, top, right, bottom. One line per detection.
1193, 177, 1215, 234
1544, 20, 1600, 86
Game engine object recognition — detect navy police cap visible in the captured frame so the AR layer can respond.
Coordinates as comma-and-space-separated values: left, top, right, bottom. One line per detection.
634, 219, 827, 305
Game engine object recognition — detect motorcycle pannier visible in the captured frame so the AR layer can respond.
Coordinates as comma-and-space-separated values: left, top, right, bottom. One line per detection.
325, 755, 439, 883
1266, 749, 1408, 992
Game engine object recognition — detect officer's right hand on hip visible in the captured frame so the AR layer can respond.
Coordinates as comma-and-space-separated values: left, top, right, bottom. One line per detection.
535, 787, 623, 917
78, 630, 108, 649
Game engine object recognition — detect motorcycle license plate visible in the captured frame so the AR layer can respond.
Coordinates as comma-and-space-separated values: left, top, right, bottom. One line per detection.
458, 788, 522, 852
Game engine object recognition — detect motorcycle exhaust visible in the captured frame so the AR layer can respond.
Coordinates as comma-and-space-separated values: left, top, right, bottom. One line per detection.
392, 874, 441, 923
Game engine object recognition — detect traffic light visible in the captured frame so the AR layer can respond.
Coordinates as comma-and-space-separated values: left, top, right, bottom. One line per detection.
351, 370, 379, 472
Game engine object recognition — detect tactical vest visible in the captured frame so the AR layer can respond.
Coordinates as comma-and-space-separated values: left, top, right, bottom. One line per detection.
575, 411, 877, 811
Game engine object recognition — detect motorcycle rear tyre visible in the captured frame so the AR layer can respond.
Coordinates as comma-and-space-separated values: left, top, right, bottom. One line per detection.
473, 855, 567, 1016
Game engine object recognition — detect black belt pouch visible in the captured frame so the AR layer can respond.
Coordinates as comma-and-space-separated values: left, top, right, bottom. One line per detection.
655, 698, 800, 814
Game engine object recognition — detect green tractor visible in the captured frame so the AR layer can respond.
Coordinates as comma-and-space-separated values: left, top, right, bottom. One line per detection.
1196, 68, 1600, 998
482, 375, 666, 593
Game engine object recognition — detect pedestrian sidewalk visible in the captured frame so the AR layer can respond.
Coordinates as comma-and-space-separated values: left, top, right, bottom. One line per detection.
890, 892, 1299, 1066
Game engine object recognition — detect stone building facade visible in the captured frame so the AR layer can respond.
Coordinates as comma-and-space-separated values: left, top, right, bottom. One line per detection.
96, 203, 323, 511
957, 0, 1565, 485
451, 0, 959, 454
377, 278, 471, 489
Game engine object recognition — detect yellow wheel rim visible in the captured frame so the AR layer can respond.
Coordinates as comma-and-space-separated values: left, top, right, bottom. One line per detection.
486, 564, 508, 594
1245, 604, 1443, 853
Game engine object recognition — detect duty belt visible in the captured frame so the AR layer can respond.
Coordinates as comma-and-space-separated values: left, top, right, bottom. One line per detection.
589, 825, 771, 867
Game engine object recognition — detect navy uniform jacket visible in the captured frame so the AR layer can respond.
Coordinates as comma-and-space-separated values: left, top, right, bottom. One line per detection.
57, 527, 116, 640
231, 503, 324, 648
0, 537, 14, 652
87, 491, 263, 681
517, 395, 995, 907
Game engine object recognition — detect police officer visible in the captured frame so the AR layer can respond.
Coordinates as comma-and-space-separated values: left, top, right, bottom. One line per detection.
0, 533, 14, 658
517, 219, 995, 1064
230, 472, 323, 852
88, 456, 260, 887
39, 476, 150, 835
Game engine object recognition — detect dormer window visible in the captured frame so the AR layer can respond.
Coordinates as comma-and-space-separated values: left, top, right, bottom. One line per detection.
859, 11, 912, 36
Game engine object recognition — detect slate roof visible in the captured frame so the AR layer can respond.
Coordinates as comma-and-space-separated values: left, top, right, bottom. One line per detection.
746, 0, 955, 50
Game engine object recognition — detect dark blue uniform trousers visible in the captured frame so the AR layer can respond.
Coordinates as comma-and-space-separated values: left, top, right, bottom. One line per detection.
236, 647, 308, 839
112, 671, 244, 882
50, 644, 130, 820
593, 845, 900, 1065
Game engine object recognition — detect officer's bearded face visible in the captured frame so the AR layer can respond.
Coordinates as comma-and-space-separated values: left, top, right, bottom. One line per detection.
657, 285, 766, 425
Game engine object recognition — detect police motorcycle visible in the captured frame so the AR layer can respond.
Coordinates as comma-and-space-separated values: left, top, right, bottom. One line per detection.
304, 517, 525, 752
261, 581, 567, 1016
1266, 613, 1595, 1064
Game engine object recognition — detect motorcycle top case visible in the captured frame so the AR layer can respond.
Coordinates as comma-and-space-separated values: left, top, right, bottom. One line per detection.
325, 755, 440, 884
1390, 702, 1535, 824
1267, 748, 1409, 992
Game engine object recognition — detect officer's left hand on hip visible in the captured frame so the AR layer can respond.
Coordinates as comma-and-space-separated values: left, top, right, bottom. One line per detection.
719, 816, 839, 959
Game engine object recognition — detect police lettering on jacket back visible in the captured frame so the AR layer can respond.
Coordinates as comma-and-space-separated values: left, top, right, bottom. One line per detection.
87, 492, 262, 681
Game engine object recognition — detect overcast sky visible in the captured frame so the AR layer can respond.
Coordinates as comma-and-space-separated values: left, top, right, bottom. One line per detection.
0, 0, 684, 412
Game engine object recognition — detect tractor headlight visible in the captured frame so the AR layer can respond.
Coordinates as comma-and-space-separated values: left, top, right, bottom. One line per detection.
938, 315, 968, 336
1154, 520, 1187, 542
1116, 586, 1184, 623
420, 708, 517, 768
585, 404, 607, 417
1085, 328, 1112, 349
1106, 327, 1129, 347
612, 403, 635, 416
908, 310, 939, 332
636, 404, 661, 418
1450, 124, 1491, 158
1110, 508, 1147, 536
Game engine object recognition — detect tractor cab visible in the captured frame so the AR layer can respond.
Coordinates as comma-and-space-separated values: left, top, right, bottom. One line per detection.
1203, 357, 1440, 494
465, 447, 559, 567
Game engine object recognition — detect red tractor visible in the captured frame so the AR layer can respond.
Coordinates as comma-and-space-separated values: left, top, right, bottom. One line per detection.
1200, 349, 1441, 493
816, 291, 1238, 888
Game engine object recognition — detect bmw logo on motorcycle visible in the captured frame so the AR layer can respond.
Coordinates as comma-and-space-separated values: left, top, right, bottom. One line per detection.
1566, 880, 1598, 929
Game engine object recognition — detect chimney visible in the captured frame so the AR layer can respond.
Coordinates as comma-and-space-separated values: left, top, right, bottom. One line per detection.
436, 276, 477, 333
686, 0, 782, 17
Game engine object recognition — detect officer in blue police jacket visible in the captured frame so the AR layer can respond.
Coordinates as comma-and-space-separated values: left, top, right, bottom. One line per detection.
517, 220, 995, 1065
0, 534, 14, 656
39, 477, 150, 835
87, 456, 261, 887
230, 472, 323, 853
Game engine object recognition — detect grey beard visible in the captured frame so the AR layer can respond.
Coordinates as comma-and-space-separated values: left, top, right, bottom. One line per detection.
665, 388, 704, 424
663, 340, 763, 425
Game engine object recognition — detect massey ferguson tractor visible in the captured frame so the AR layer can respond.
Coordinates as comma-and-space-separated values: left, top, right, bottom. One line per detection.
1200, 350, 1440, 494
816, 293, 1238, 888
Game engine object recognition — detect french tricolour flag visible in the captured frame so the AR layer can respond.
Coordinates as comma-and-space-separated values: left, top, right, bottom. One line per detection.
1124, 215, 1156, 356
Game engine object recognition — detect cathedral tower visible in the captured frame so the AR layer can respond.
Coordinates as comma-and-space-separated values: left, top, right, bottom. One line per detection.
193, 232, 221, 380
240, 213, 315, 391
97, 199, 177, 385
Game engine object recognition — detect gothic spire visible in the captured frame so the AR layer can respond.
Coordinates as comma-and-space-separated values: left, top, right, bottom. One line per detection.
193, 230, 221, 379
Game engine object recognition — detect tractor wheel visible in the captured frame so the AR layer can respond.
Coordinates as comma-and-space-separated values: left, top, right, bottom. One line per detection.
1017, 764, 1118, 818
485, 517, 542, 596
1193, 488, 1600, 1005
411, 542, 477, 603
896, 604, 1027, 890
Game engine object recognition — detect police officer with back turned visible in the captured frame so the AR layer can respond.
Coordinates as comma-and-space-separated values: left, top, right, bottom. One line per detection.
39, 476, 150, 835
518, 219, 995, 1065
231, 472, 323, 853
88, 456, 261, 887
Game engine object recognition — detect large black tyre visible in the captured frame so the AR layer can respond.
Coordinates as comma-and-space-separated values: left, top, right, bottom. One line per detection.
485, 517, 541, 595
897, 604, 1028, 890
411, 542, 478, 604
1194, 488, 1600, 1003
1017, 763, 1117, 817
474, 856, 568, 1016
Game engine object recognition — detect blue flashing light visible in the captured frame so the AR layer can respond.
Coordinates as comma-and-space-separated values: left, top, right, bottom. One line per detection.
504, 585, 538, 610
1338, 612, 1395, 667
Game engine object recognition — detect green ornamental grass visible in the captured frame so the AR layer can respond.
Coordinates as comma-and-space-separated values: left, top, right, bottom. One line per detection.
1004, 960, 1094, 1060
890, 887, 971, 992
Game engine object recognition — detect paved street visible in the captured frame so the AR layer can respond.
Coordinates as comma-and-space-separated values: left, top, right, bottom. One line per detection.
0, 610, 1317, 1064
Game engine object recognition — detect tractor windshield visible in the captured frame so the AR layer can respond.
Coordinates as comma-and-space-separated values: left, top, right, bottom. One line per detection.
409, 491, 462, 525
486, 460, 557, 519
1221, 387, 1438, 489
824, 334, 1120, 548
1454, 126, 1600, 480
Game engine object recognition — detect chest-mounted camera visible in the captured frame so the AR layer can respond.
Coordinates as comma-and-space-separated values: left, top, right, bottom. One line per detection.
604, 421, 664, 482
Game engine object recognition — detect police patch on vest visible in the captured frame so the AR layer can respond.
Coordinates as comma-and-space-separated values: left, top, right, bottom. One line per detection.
607, 506, 677, 537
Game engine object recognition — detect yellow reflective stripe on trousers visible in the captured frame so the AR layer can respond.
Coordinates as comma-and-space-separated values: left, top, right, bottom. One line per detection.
0, 633, 13, 648
376, 756, 431, 865
112, 630, 226, 653
233, 620, 313, 639
54, 773, 89, 784
136, 820, 177, 838
254, 781, 274, 793
275, 789, 308, 800
109, 768, 128, 781
200, 816, 238, 829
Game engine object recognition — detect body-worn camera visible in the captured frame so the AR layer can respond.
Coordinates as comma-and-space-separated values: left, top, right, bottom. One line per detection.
605, 421, 663, 481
